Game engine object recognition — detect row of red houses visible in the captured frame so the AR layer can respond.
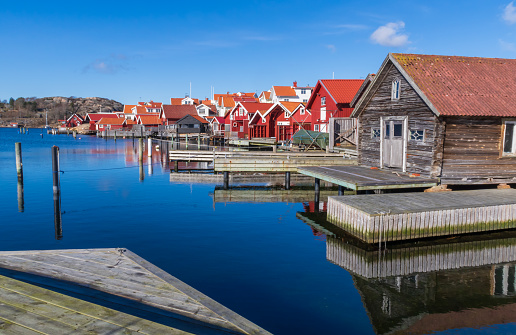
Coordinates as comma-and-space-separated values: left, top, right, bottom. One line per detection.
61, 77, 372, 141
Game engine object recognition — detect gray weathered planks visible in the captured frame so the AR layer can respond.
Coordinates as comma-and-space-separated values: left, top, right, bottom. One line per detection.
0, 248, 271, 335
327, 189, 516, 243
298, 165, 437, 190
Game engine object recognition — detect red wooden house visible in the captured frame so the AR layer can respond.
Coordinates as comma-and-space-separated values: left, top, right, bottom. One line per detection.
65, 113, 84, 128
306, 79, 364, 132
84, 113, 119, 131
226, 102, 273, 139
249, 102, 307, 141
96, 117, 126, 131
159, 105, 197, 127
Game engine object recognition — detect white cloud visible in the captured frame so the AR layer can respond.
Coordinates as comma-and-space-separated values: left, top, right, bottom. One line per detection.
326, 44, 336, 53
500, 39, 516, 51
370, 21, 410, 47
504, 2, 516, 24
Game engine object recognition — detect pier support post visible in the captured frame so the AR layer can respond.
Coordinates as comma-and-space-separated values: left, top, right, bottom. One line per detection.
338, 186, 344, 196
285, 172, 291, 190
223, 171, 229, 190
273, 144, 277, 153
73, 130, 77, 139
148, 138, 152, 157
148, 156, 153, 176
52, 146, 60, 195
114, 131, 117, 141
174, 161, 179, 173
314, 178, 320, 212
15, 142, 23, 181
138, 138, 144, 163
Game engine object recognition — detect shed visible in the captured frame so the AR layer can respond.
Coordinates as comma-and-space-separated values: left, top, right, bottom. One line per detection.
175, 114, 209, 134
352, 53, 516, 185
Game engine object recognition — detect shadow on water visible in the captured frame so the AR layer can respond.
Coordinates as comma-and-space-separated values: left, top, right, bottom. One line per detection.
298, 209, 516, 334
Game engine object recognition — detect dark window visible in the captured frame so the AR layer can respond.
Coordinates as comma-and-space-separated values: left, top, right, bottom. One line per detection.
393, 123, 403, 137
385, 124, 390, 138
504, 122, 515, 154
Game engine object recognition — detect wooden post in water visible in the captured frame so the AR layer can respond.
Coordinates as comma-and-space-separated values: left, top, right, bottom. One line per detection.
73, 130, 77, 139
148, 138, 152, 157
138, 138, 144, 164
285, 172, 291, 190
148, 156, 153, 176
15, 142, 23, 181
223, 171, 229, 190
273, 144, 277, 153
338, 186, 344, 196
174, 161, 179, 173
185, 134, 189, 149
52, 146, 60, 195
114, 131, 117, 141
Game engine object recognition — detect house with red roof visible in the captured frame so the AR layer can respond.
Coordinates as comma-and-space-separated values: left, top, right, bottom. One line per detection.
196, 104, 217, 118
258, 91, 272, 103
352, 53, 516, 184
226, 102, 273, 139
96, 117, 126, 131
65, 113, 84, 128
170, 97, 199, 106
248, 102, 307, 141
306, 79, 364, 132
159, 105, 197, 128
136, 114, 161, 129
210, 117, 226, 136
84, 113, 119, 131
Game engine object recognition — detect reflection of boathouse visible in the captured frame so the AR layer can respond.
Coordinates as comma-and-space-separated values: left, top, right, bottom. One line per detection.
326, 235, 516, 334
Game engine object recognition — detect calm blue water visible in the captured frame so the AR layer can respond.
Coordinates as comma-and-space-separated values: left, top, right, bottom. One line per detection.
1, 127, 515, 335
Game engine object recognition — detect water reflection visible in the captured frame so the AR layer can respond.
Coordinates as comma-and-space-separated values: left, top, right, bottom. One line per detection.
53, 193, 62, 240
299, 209, 516, 334
17, 179, 24, 213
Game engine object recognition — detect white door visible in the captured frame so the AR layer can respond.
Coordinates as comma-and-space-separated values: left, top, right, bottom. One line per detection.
382, 119, 405, 168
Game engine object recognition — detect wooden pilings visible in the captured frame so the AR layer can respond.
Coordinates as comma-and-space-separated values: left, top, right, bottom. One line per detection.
148, 138, 152, 157
17, 179, 24, 213
223, 171, 229, 190
138, 138, 144, 163
15, 142, 23, 181
285, 172, 291, 190
314, 178, 320, 212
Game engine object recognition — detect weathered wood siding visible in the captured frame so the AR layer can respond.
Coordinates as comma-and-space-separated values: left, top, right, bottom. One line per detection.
441, 117, 516, 182
357, 62, 443, 177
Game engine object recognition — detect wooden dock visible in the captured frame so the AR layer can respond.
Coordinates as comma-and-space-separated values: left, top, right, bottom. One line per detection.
211, 187, 346, 203
0, 248, 270, 335
298, 165, 437, 191
327, 189, 516, 243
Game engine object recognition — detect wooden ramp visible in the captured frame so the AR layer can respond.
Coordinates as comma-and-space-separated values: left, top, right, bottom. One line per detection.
0, 248, 270, 335
298, 165, 437, 191
327, 189, 516, 243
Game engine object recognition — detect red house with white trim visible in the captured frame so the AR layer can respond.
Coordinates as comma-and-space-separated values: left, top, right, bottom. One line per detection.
84, 113, 119, 131
65, 113, 84, 128
96, 117, 126, 131
226, 102, 273, 139
306, 79, 364, 132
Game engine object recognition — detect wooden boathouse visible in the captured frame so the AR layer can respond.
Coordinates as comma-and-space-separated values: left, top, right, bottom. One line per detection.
351, 53, 516, 185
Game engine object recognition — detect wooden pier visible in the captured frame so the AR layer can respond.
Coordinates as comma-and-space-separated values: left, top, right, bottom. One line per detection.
211, 186, 346, 204
298, 165, 437, 191
0, 248, 270, 335
327, 189, 516, 243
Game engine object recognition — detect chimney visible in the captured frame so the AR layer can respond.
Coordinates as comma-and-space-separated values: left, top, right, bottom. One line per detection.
293, 81, 297, 88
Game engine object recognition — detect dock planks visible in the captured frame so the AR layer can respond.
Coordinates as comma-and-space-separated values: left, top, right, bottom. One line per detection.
298, 165, 438, 190
0, 248, 271, 335
327, 189, 516, 243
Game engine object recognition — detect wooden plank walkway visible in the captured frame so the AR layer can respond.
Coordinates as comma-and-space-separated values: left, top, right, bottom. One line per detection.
214, 157, 356, 173
212, 187, 344, 203
0, 248, 271, 335
327, 235, 516, 279
0, 274, 188, 334
327, 189, 516, 243
298, 165, 437, 191
170, 150, 347, 162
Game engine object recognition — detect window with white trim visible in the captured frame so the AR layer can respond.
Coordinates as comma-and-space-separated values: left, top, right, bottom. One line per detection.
320, 107, 326, 121
410, 129, 425, 142
284, 111, 289, 119
391, 79, 400, 100
321, 97, 326, 106
503, 121, 516, 155
314, 124, 319, 132
301, 89, 306, 95
300, 108, 305, 115
371, 128, 380, 139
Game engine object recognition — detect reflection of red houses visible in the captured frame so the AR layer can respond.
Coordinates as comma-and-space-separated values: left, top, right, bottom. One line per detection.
306, 79, 364, 132
302, 201, 327, 213
65, 113, 84, 128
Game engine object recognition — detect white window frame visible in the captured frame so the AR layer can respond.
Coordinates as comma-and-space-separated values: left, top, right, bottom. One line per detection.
321, 97, 326, 106
300, 108, 305, 115
314, 124, 319, 132
391, 79, 400, 100
320, 107, 326, 121
503, 119, 516, 156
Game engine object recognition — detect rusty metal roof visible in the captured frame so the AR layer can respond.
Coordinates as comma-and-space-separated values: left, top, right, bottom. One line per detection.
392, 53, 516, 117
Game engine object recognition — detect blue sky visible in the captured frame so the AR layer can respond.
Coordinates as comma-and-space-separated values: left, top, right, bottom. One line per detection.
2, 0, 516, 105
